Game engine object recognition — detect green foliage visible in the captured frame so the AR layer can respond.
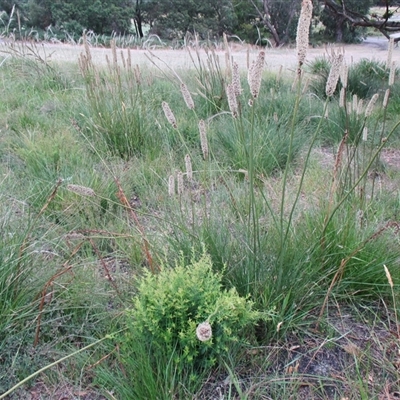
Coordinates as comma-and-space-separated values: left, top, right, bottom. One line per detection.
347, 59, 391, 99
125, 252, 260, 373
23, 0, 133, 36
144, 0, 237, 39
231, 0, 261, 43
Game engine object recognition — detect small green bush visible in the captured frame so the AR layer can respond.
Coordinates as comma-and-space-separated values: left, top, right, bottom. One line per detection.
125, 252, 260, 372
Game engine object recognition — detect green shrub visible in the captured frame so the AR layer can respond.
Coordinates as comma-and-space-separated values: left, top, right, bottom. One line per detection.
125, 252, 261, 372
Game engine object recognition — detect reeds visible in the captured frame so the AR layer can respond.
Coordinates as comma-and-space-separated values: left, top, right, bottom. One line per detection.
66, 184, 96, 197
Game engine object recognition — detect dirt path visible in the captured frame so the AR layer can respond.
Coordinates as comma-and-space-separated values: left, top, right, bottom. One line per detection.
35, 36, 398, 72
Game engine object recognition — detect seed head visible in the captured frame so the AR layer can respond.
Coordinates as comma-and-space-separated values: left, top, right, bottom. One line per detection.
162, 101, 177, 128
325, 53, 343, 97
383, 88, 390, 108
226, 83, 238, 117
365, 93, 379, 117
180, 83, 195, 110
168, 175, 175, 196
66, 184, 96, 197
339, 87, 345, 108
296, 0, 313, 70
185, 154, 193, 181
196, 321, 212, 342
248, 51, 265, 98
232, 61, 242, 96
198, 119, 209, 160
177, 170, 184, 195
384, 264, 394, 288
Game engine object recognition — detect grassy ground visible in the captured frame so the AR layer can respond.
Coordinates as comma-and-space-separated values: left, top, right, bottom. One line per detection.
0, 37, 400, 399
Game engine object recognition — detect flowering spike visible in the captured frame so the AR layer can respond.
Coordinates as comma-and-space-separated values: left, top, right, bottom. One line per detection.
226, 83, 238, 117
162, 101, 177, 128
199, 120, 209, 160
325, 53, 343, 97
248, 51, 265, 98
180, 83, 195, 110
296, 0, 313, 72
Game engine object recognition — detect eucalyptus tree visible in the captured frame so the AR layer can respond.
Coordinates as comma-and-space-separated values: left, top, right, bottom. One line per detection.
246, 0, 302, 46
143, 0, 237, 39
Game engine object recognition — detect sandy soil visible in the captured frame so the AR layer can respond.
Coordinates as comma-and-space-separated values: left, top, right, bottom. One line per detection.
23, 36, 398, 72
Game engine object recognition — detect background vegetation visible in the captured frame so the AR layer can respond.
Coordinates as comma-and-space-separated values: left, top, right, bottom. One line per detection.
0, 0, 392, 45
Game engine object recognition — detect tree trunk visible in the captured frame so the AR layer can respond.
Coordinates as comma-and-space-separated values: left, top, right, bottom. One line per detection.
135, 15, 144, 38
262, 0, 281, 46
282, 1, 300, 45
335, 17, 345, 42
249, 0, 281, 46
135, 0, 144, 38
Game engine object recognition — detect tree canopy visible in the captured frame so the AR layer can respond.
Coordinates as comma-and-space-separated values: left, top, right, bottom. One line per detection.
1, 0, 400, 44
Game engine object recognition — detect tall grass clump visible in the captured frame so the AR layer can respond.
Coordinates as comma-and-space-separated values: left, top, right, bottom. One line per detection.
78, 39, 157, 159
187, 44, 228, 115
